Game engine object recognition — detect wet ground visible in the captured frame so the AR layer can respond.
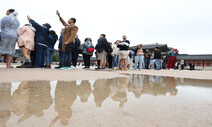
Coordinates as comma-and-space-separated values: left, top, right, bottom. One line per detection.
0, 75, 212, 127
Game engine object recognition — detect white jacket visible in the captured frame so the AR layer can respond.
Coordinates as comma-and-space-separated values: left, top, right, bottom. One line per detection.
112, 44, 119, 55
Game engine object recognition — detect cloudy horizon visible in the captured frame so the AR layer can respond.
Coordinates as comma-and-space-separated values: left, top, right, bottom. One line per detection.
1, 0, 212, 54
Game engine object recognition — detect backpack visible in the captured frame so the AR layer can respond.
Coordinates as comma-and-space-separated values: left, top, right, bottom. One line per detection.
86, 42, 94, 55
87, 45, 94, 52
104, 42, 113, 53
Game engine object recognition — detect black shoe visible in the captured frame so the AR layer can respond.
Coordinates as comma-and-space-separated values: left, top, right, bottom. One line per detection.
44, 65, 51, 69
22, 62, 33, 68
54, 66, 61, 69
17, 62, 27, 68
17, 62, 33, 68
95, 67, 100, 70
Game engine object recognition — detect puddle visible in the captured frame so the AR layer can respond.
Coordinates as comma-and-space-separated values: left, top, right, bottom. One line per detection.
0, 75, 212, 127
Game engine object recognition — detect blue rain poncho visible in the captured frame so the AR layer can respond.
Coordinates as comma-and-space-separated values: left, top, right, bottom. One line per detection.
0, 11, 20, 38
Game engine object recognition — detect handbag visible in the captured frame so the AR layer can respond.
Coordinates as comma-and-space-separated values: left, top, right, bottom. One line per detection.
87, 43, 95, 52
87, 47, 94, 52
66, 43, 76, 52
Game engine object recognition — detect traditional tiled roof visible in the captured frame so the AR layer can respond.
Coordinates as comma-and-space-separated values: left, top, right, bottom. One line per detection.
177, 54, 212, 60
130, 43, 171, 52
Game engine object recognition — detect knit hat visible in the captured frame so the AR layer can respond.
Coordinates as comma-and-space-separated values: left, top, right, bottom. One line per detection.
43, 23, 51, 29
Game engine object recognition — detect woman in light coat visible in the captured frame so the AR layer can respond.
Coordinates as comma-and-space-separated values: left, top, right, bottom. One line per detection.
0, 9, 20, 68
17, 24, 36, 68
112, 40, 120, 69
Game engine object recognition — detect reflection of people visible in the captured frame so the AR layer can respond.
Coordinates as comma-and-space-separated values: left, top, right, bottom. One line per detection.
110, 77, 128, 108
77, 80, 92, 103
166, 77, 178, 96
50, 81, 78, 126
93, 79, 111, 107
0, 83, 11, 127
132, 74, 143, 98
11, 81, 52, 125
11, 82, 30, 117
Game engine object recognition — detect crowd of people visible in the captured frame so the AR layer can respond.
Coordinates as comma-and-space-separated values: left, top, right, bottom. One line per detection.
0, 9, 186, 71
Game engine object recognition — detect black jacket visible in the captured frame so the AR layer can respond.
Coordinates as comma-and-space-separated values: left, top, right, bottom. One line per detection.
154, 50, 161, 59
29, 19, 50, 46
47, 33, 58, 48
72, 38, 81, 59
95, 38, 107, 53
117, 40, 130, 51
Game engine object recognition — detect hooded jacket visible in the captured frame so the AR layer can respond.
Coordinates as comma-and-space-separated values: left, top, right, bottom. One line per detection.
72, 37, 81, 59
0, 11, 20, 38
17, 25, 36, 51
95, 38, 107, 53
29, 19, 51, 46
47, 33, 58, 49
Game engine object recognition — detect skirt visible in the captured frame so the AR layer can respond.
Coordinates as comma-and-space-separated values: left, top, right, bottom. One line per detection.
167, 56, 177, 69
0, 37, 17, 57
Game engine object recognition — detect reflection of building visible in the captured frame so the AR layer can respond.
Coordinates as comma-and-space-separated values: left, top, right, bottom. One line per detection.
0, 83, 11, 127
177, 54, 212, 67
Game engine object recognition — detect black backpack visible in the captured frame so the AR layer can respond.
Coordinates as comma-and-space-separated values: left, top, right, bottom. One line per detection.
104, 42, 113, 53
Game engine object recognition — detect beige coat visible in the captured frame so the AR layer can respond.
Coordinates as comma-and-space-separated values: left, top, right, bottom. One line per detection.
17, 26, 35, 51
59, 17, 78, 52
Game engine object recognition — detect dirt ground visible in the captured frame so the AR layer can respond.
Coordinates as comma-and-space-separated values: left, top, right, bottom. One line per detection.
0, 64, 212, 83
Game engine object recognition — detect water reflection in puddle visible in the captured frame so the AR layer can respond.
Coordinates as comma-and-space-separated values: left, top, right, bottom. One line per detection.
1, 75, 212, 127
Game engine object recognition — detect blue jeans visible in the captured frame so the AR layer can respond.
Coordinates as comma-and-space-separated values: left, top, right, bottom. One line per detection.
45, 47, 54, 64
112, 54, 120, 68
155, 59, 161, 70
134, 55, 144, 70
144, 58, 150, 69
60, 51, 72, 67
59, 51, 63, 66
34, 44, 47, 68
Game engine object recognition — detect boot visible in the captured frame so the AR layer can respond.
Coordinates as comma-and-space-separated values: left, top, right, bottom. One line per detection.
45, 64, 51, 69
16, 62, 28, 68
20, 62, 33, 68
24, 62, 33, 68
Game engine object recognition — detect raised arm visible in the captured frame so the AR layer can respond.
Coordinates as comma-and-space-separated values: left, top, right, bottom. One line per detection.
27, 16, 43, 31
56, 10, 69, 26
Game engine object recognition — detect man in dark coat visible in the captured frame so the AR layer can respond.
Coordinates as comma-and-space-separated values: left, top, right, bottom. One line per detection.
27, 15, 51, 68
154, 47, 162, 70
71, 35, 81, 67
95, 34, 108, 69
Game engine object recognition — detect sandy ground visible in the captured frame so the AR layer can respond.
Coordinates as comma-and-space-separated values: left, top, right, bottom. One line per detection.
0, 64, 212, 83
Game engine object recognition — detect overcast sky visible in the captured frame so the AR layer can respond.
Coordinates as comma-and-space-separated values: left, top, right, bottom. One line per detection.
1, 0, 212, 54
